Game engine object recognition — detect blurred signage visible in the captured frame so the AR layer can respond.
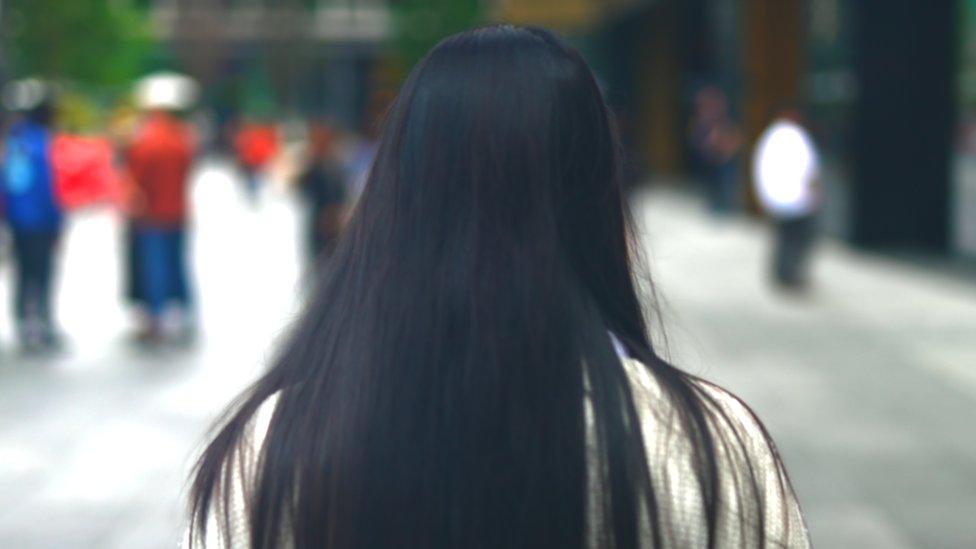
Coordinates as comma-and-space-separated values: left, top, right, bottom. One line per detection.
494, 0, 656, 30
151, 3, 391, 43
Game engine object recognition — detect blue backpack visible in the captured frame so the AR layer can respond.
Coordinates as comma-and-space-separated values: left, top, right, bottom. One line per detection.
2, 122, 62, 230
4, 133, 39, 195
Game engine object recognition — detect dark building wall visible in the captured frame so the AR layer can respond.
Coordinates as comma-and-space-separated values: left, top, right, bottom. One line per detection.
743, 0, 804, 211
636, 3, 683, 176
851, 0, 957, 250
592, 5, 681, 178
595, 0, 734, 179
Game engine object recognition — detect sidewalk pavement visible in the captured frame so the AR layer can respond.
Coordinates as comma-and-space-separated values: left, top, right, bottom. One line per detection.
0, 159, 303, 548
0, 169, 972, 547
633, 187, 976, 548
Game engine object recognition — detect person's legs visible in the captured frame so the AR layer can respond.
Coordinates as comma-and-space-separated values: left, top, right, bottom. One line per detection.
125, 223, 143, 305
784, 220, 803, 285
137, 227, 170, 340
790, 215, 817, 287
774, 219, 797, 287
11, 231, 54, 347
241, 166, 260, 204
704, 168, 723, 213
774, 216, 814, 289
247, 172, 260, 198
34, 230, 61, 345
10, 231, 34, 342
717, 159, 740, 213
168, 226, 196, 338
169, 226, 192, 307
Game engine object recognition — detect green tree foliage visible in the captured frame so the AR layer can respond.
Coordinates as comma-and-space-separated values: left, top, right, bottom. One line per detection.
393, 0, 484, 71
3, 0, 154, 88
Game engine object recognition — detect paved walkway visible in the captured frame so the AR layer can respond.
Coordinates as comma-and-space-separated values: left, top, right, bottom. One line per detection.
633, 188, 976, 548
0, 170, 973, 547
0, 160, 303, 548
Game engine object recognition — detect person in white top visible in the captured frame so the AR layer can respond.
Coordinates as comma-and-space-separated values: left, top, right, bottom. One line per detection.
753, 109, 821, 290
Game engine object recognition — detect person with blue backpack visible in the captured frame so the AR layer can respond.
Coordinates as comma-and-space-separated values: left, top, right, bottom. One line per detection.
2, 81, 64, 351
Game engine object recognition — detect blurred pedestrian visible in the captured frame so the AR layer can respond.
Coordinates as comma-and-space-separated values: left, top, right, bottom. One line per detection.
689, 86, 743, 214
107, 102, 146, 310
126, 74, 198, 344
753, 107, 821, 291
188, 26, 809, 549
344, 92, 391, 205
296, 123, 347, 267
233, 120, 278, 204
0, 80, 64, 351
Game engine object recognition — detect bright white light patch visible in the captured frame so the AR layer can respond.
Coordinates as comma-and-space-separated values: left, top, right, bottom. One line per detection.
752, 120, 819, 217
134, 72, 199, 111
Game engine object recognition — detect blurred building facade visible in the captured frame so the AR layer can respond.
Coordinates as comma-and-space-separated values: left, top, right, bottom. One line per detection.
132, 0, 973, 259
504, 0, 973, 259
145, 0, 392, 130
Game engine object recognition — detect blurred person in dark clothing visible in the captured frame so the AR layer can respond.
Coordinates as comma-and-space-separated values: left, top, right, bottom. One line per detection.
126, 98, 196, 343
689, 86, 743, 214
344, 92, 392, 205
753, 107, 821, 291
1, 80, 64, 351
107, 104, 147, 310
297, 123, 347, 266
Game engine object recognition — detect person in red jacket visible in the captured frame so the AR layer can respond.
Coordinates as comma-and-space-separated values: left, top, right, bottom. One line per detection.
126, 109, 196, 343
233, 121, 278, 203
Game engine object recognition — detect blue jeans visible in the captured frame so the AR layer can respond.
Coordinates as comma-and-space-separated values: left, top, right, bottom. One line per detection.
136, 226, 191, 318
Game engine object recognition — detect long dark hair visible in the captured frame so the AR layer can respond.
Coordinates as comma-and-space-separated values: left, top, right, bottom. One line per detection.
190, 25, 795, 548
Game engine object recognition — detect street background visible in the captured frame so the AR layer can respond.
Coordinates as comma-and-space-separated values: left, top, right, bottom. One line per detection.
1, 1, 975, 547
1, 166, 974, 547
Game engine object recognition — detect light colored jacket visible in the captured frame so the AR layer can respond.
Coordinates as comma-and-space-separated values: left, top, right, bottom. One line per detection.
190, 358, 810, 548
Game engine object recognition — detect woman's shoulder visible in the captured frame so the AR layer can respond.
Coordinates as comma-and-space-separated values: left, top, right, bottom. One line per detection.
187, 393, 281, 549
618, 357, 811, 548
620, 356, 772, 448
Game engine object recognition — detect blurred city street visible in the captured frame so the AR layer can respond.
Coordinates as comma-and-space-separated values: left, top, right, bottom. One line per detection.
2, 1, 975, 548
0, 165, 974, 547
0, 161, 303, 548
633, 188, 976, 548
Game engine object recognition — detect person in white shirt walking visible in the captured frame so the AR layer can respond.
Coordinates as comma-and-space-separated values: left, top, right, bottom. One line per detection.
753, 108, 821, 291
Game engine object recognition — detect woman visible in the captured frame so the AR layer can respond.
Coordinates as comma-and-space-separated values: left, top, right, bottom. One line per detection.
188, 26, 809, 548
